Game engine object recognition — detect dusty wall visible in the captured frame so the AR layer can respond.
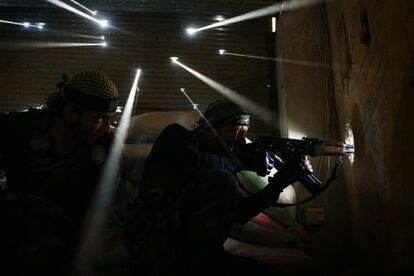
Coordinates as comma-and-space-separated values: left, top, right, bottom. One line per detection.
276, 0, 413, 274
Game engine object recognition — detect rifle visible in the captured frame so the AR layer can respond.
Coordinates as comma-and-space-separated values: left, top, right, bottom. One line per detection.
253, 137, 354, 206
254, 137, 354, 157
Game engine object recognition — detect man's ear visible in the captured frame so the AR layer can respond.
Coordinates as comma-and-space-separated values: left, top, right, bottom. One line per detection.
63, 104, 80, 123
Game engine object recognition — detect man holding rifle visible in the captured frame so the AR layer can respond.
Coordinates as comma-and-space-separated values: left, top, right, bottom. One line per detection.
127, 99, 314, 276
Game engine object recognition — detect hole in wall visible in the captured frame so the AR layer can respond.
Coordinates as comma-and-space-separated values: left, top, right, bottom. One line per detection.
345, 123, 355, 165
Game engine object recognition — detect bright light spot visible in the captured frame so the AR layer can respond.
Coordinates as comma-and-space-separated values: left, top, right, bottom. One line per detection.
272, 17, 276, 32
3, 42, 110, 49
279, 185, 297, 205
93, 11, 98, 15
288, 128, 307, 140
193, 104, 199, 110
99, 20, 108, 28
180, 88, 185, 92
214, 15, 225, 21
101, 35, 105, 40
344, 123, 354, 145
101, 42, 107, 47
219, 49, 226, 55
170, 57, 179, 63
46, 0, 110, 28
186, 28, 196, 35
0, 20, 45, 30
188, 0, 327, 34
344, 123, 355, 165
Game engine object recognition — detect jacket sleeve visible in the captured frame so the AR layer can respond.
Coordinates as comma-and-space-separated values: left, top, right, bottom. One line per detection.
0, 113, 8, 172
148, 123, 243, 173
138, 124, 243, 206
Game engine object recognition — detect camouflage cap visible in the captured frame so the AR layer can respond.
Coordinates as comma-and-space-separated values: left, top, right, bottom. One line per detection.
60, 71, 119, 112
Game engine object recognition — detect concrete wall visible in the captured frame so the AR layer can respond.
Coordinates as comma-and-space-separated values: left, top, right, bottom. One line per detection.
276, 0, 413, 274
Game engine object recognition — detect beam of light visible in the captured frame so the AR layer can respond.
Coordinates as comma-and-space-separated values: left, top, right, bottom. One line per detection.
178, 87, 237, 160
68, 34, 105, 40
69, 0, 98, 15
0, 42, 106, 50
179, 88, 199, 110
76, 69, 142, 267
220, 50, 342, 70
187, 0, 332, 34
0, 19, 45, 29
63, 34, 105, 40
45, 0, 110, 28
172, 58, 274, 125
40, 28, 106, 40
178, 87, 220, 135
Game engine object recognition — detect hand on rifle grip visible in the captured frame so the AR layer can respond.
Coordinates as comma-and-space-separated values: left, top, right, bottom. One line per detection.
235, 144, 279, 176
274, 155, 313, 186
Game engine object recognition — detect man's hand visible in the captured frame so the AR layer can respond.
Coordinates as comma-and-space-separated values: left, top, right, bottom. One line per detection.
259, 155, 314, 206
274, 155, 314, 186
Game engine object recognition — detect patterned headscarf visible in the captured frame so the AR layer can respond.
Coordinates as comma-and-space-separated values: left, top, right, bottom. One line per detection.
57, 71, 119, 112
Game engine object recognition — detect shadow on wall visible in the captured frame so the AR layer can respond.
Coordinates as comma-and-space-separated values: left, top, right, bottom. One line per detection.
348, 106, 392, 273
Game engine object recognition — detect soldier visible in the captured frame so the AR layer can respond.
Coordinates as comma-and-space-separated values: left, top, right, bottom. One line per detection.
126, 99, 313, 276
0, 71, 119, 275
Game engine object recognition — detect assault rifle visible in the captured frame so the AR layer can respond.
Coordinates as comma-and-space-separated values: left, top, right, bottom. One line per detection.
254, 137, 354, 157
252, 137, 354, 206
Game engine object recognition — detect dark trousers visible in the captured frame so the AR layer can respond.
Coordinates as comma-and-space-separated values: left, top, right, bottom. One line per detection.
179, 169, 278, 276
130, 169, 280, 276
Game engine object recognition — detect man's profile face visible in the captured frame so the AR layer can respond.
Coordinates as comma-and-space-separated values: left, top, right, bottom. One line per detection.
218, 124, 249, 144
73, 110, 117, 144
